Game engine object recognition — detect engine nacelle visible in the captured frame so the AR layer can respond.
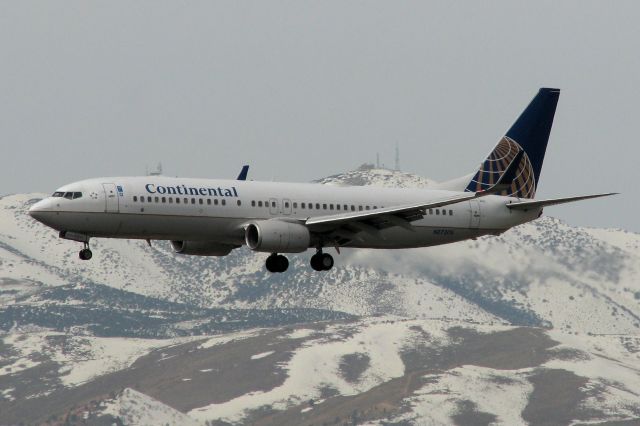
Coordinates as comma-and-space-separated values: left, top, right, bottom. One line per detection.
245, 220, 311, 253
170, 240, 234, 256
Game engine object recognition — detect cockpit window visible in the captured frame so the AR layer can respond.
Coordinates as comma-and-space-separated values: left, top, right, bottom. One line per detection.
60, 191, 82, 200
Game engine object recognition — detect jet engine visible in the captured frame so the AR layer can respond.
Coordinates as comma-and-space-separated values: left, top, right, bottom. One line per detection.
245, 220, 310, 253
170, 240, 234, 256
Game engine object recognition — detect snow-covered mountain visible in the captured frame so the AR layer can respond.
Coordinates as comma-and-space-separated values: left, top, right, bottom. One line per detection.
3, 318, 640, 425
1, 167, 639, 425
2, 168, 639, 334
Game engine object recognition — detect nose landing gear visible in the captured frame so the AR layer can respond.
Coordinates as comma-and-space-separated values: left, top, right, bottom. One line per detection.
79, 243, 93, 261
310, 250, 333, 271
265, 253, 289, 273
59, 231, 93, 261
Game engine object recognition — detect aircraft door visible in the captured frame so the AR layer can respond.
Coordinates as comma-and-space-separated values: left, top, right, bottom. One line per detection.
282, 199, 292, 215
269, 198, 278, 215
102, 183, 119, 213
469, 199, 481, 228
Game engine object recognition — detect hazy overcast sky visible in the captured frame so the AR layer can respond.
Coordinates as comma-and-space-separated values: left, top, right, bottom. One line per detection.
1, 1, 638, 231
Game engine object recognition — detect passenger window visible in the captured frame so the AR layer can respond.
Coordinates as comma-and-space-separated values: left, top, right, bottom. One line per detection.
148, 196, 152, 202
140, 196, 145, 203
351, 205, 355, 211
330, 204, 334, 210
322, 203, 327, 210
301, 202, 305, 209
365, 206, 370, 210
449, 210, 453, 215
373, 206, 377, 209
214, 199, 219, 205
293, 202, 297, 209
237, 200, 242, 206
251, 200, 256, 207
285, 202, 289, 208
258, 201, 263, 207
207, 199, 211, 205
222, 199, 226, 206
358, 206, 363, 211
436, 209, 440, 215
183, 198, 188, 204
176, 198, 180, 204
162, 197, 166, 203
155, 197, 159, 203
191, 198, 195, 204
271, 201, 276, 208
169, 198, 173, 204
344, 205, 348, 211
316, 203, 320, 209
429, 209, 433, 214
199, 199, 203, 205
337, 204, 341, 210
133, 196, 138, 202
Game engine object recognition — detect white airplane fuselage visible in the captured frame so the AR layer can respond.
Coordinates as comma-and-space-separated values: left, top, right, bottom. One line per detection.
29, 89, 613, 272
29, 176, 539, 249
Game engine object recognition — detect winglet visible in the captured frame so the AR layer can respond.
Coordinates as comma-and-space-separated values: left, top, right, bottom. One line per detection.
237, 165, 249, 181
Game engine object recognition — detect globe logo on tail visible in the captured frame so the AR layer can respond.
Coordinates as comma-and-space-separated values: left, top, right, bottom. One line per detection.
465, 137, 536, 198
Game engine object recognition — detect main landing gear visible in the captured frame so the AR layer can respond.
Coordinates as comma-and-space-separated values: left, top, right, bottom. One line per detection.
266, 253, 289, 273
78, 242, 93, 261
265, 249, 335, 273
310, 249, 333, 271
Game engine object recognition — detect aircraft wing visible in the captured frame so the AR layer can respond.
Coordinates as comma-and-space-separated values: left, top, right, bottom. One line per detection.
305, 144, 524, 240
506, 193, 618, 210
305, 191, 478, 230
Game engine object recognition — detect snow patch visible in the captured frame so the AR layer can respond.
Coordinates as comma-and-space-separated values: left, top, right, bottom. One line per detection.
391, 366, 533, 425
189, 319, 446, 423
101, 388, 201, 426
198, 329, 261, 349
250, 351, 274, 360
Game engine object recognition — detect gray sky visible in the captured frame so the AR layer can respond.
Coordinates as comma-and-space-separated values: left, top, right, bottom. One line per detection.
1, 1, 638, 231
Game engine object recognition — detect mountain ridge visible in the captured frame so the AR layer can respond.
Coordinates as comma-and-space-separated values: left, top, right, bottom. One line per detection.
1, 167, 639, 424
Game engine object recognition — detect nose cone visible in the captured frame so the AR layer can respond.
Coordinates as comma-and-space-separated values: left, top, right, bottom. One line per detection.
28, 199, 55, 225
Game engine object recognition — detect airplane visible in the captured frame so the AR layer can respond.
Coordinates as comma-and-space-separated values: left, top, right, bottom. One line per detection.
29, 88, 616, 273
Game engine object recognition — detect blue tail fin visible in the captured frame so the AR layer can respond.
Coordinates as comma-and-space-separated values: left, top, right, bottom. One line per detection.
465, 88, 560, 198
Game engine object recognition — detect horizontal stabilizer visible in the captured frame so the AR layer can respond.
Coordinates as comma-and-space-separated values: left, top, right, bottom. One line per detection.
506, 193, 618, 210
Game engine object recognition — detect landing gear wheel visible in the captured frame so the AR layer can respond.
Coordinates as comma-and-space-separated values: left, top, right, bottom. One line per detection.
310, 252, 333, 271
310, 253, 323, 271
275, 255, 289, 272
79, 248, 93, 260
266, 254, 278, 273
266, 254, 289, 273
320, 253, 334, 270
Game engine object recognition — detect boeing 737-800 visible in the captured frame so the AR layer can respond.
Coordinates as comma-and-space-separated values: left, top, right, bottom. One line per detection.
29, 88, 615, 273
